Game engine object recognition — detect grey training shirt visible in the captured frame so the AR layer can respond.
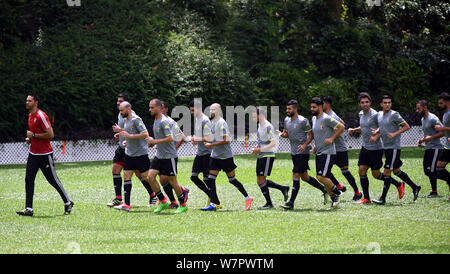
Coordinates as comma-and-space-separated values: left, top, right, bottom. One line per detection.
359, 108, 383, 150
211, 117, 233, 159
194, 114, 212, 156
312, 113, 340, 155
421, 113, 443, 150
327, 110, 348, 152
284, 115, 312, 155
153, 115, 178, 159
123, 113, 148, 157
378, 110, 406, 150
257, 120, 276, 159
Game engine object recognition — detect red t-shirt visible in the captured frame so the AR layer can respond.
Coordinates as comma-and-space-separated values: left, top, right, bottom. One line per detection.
28, 109, 53, 155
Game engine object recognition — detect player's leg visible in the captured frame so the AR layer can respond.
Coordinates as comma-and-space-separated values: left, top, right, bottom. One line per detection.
435, 149, 450, 193
202, 168, 221, 210
226, 166, 253, 210
315, 154, 341, 209
424, 149, 439, 197
40, 154, 73, 214
391, 150, 420, 199
135, 166, 157, 206
17, 154, 40, 216
191, 155, 211, 198
337, 151, 361, 200
160, 174, 178, 207
109, 146, 125, 206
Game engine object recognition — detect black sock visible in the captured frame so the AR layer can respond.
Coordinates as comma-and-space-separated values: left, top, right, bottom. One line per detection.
259, 181, 272, 205
328, 172, 340, 186
228, 176, 249, 198
191, 175, 210, 196
395, 170, 418, 190
429, 173, 437, 192
342, 169, 358, 192
289, 178, 300, 203
124, 180, 132, 205
389, 176, 401, 188
305, 176, 327, 194
113, 174, 122, 198
177, 192, 186, 206
360, 175, 370, 200
206, 175, 220, 205
155, 191, 166, 202
139, 177, 154, 196
380, 176, 392, 200
162, 182, 176, 203
331, 185, 341, 196
266, 180, 285, 191
436, 167, 450, 185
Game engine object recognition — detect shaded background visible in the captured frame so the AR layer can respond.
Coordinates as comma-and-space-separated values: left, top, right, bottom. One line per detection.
1, 0, 448, 142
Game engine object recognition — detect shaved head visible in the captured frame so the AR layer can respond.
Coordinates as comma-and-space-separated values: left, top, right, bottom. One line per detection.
210, 103, 222, 120
119, 101, 131, 109
119, 101, 132, 118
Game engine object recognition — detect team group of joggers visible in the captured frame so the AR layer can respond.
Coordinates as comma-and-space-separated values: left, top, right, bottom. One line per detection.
16, 92, 450, 216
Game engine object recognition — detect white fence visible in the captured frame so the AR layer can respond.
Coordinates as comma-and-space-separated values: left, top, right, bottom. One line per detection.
0, 126, 445, 165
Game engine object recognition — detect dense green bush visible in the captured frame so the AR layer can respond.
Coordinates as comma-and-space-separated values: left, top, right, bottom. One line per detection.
1, 0, 448, 141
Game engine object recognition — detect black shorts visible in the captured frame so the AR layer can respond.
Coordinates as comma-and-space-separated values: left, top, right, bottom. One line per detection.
291, 154, 310, 174
124, 154, 150, 173
438, 148, 450, 163
256, 157, 275, 177
335, 151, 349, 168
315, 154, 336, 177
150, 157, 178, 176
192, 154, 211, 177
209, 157, 237, 173
113, 146, 125, 166
423, 148, 441, 175
358, 147, 383, 170
384, 149, 403, 170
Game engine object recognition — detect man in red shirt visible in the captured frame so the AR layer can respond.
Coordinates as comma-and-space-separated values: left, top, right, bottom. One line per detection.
16, 94, 73, 216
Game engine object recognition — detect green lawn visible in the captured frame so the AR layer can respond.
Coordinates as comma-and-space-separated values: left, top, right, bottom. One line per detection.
0, 148, 449, 254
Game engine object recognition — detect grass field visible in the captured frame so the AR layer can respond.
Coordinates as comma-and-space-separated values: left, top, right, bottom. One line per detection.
0, 147, 449, 254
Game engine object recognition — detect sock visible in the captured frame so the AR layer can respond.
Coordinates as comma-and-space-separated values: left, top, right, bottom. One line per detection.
305, 176, 327, 194
191, 174, 210, 196
113, 174, 122, 198
155, 191, 166, 203
342, 169, 358, 192
124, 180, 132, 206
206, 175, 220, 205
429, 173, 437, 192
177, 192, 186, 207
380, 176, 392, 200
162, 182, 177, 203
259, 181, 272, 205
266, 180, 285, 191
139, 177, 154, 196
395, 170, 418, 190
360, 175, 370, 200
436, 167, 450, 184
228, 176, 249, 198
289, 178, 300, 203
389, 176, 401, 188
328, 172, 340, 186
330, 185, 341, 196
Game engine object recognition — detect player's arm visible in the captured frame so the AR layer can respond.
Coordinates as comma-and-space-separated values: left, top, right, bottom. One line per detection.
121, 130, 149, 140
207, 135, 229, 148
388, 121, 409, 139
27, 127, 54, 140
325, 122, 344, 145
435, 124, 450, 132
348, 126, 361, 134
